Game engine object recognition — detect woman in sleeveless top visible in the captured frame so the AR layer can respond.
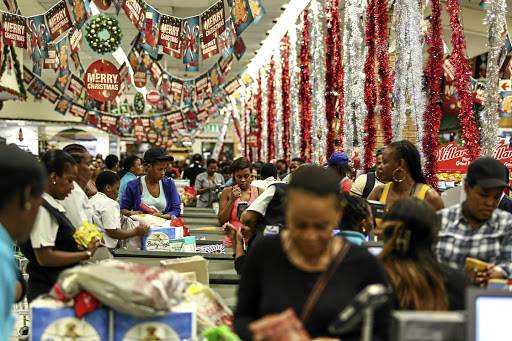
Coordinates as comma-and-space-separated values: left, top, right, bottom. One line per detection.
218, 157, 261, 246
19, 150, 101, 302
368, 140, 444, 230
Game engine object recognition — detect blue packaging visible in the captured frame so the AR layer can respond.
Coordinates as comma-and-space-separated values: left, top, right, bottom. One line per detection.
31, 298, 108, 340
142, 226, 184, 251
114, 303, 196, 341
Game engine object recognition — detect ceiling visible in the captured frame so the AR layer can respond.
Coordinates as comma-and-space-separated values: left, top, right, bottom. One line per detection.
7, 0, 512, 98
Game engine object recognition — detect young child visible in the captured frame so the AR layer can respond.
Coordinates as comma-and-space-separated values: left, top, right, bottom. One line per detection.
90, 171, 149, 249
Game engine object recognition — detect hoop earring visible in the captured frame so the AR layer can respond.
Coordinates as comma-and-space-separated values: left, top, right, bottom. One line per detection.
24, 202, 32, 211
393, 168, 405, 183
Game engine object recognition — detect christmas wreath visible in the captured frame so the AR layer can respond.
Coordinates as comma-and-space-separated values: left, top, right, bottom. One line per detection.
84, 14, 123, 55
134, 92, 145, 115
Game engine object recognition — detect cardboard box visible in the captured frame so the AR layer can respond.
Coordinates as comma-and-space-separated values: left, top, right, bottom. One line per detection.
31, 298, 109, 340
168, 236, 196, 253
161, 255, 209, 285
114, 302, 196, 341
142, 226, 184, 251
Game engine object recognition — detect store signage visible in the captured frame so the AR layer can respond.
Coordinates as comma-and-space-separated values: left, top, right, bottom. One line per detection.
68, 74, 84, 98
123, 0, 144, 31
436, 141, 512, 173
133, 66, 147, 88
247, 132, 258, 148
145, 89, 162, 105
158, 14, 182, 58
84, 60, 120, 102
146, 129, 158, 144
45, 0, 72, 40
2, 13, 27, 48
134, 118, 145, 143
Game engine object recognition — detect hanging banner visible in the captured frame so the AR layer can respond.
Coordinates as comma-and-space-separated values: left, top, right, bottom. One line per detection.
68, 73, 84, 97
133, 65, 147, 87
208, 63, 225, 92
238, 68, 253, 86
55, 94, 72, 115
146, 129, 158, 144
43, 44, 58, 70
45, 0, 72, 41
67, 0, 91, 29
127, 46, 140, 71
151, 113, 165, 133
69, 102, 87, 120
54, 39, 71, 93
88, 110, 101, 127
158, 14, 182, 59
41, 86, 60, 103
185, 61, 199, 72
27, 15, 51, 61
201, 0, 225, 43
160, 71, 171, 94
84, 59, 120, 102
182, 16, 200, 66
219, 54, 233, 75
123, 0, 145, 31
230, 0, 253, 36
134, 118, 145, 142
500, 91, 512, 117
506, 58, 512, 78
113, 0, 124, 15
195, 72, 210, 100
233, 36, 246, 61
32, 60, 42, 77
167, 111, 185, 132
70, 50, 84, 75
170, 78, 183, 107
2, 13, 26, 48
117, 115, 133, 135
182, 80, 196, 107
68, 23, 82, 54
139, 5, 160, 59
140, 50, 152, 71
23, 66, 35, 85
3, 0, 19, 14
101, 114, 118, 133
248, 0, 265, 24
201, 37, 219, 60
146, 89, 162, 106
474, 82, 486, 105
219, 21, 234, 59
149, 61, 163, 86
247, 131, 258, 148
224, 78, 241, 96
27, 78, 45, 98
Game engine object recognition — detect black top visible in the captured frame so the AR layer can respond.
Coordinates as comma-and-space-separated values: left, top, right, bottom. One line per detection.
442, 264, 470, 310
19, 199, 79, 302
498, 194, 512, 215
234, 236, 391, 341
182, 166, 206, 187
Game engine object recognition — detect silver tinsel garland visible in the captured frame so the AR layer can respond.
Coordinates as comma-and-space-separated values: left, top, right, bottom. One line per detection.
482, 0, 507, 156
260, 64, 269, 162
310, 0, 327, 165
240, 91, 247, 157
289, 25, 301, 159
274, 44, 284, 160
211, 106, 231, 161
342, 0, 367, 159
391, 0, 426, 158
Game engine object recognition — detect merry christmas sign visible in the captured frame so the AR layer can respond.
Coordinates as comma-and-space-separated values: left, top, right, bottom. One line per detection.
84, 59, 120, 102
45, 0, 72, 40
2, 13, 27, 48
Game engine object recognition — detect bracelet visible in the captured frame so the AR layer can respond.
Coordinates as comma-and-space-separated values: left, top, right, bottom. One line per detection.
85, 251, 92, 260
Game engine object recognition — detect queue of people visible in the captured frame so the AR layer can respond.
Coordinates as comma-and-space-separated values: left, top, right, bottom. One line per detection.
2, 139, 512, 340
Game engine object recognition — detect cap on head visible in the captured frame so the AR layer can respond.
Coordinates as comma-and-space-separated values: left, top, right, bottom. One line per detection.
324, 152, 351, 166
143, 147, 174, 164
466, 157, 511, 190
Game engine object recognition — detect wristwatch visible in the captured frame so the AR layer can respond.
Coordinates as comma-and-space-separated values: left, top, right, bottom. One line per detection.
85, 251, 92, 259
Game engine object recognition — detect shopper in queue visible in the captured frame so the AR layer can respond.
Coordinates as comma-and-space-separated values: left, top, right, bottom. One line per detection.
59, 144, 95, 229
105, 154, 120, 172
84, 159, 101, 199
195, 158, 225, 208
325, 152, 353, 192
234, 165, 390, 340
337, 194, 373, 246
19, 150, 101, 302
380, 199, 468, 310
218, 157, 262, 246
283, 157, 306, 183
120, 147, 181, 219
368, 140, 444, 229
0, 146, 46, 337
118, 155, 145, 202
351, 147, 387, 198
182, 153, 205, 187
435, 157, 512, 285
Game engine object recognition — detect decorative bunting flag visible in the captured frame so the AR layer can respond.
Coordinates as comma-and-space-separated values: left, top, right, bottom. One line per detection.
230, 0, 253, 36
170, 78, 183, 107
55, 94, 72, 114
140, 50, 151, 71
67, 23, 82, 55
67, 0, 91, 30
69, 102, 87, 120
113, 0, 124, 15
54, 39, 71, 93
27, 77, 45, 98
41, 86, 60, 103
2, 13, 27, 48
43, 43, 58, 70
201, 36, 219, 60
219, 21, 234, 59
123, 0, 145, 31
117, 114, 133, 135
166, 110, 185, 132
238, 68, 253, 86
151, 113, 165, 133
224, 78, 241, 95
499, 35, 512, 68
32, 60, 42, 77
133, 65, 147, 87
185, 61, 199, 72
45, 0, 72, 41
139, 5, 160, 59
248, 0, 265, 24
118, 62, 128, 82
219, 54, 233, 75
182, 16, 200, 66
506, 58, 512, 78
195, 72, 210, 100
182, 79, 196, 107
68, 73, 84, 97
27, 15, 51, 61
127, 46, 140, 71
201, 0, 225, 43
149, 61, 162, 86
3, 0, 19, 14
23, 66, 35, 85
70, 50, 84, 75
160, 71, 171, 94
84, 59, 120, 102
208, 63, 224, 92
233, 36, 246, 61
158, 14, 182, 59
88, 110, 101, 127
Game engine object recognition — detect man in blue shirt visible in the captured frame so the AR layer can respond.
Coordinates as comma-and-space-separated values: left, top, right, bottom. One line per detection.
0, 146, 47, 339
118, 155, 145, 201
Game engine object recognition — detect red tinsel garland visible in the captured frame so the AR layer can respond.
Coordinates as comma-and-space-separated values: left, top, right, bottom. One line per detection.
256, 70, 263, 161
299, 10, 312, 162
447, 0, 480, 160
325, 0, 343, 159
422, 0, 444, 190
244, 93, 250, 160
375, 0, 393, 145
267, 57, 276, 162
281, 35, 291, 163
363, 0, 377, 171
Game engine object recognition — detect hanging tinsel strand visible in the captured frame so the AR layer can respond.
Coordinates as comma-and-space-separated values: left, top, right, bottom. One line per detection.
299, 10, 312, 162
282, 34, 291, 162
274, 46, 284, 160
289, 23, 301, 159
481, 0, 508, 156
447, 0, 480, 160
422, 0, 444, 189
267, 57, 276, 162
256, 70, 263, 161
261, 65, 269, 163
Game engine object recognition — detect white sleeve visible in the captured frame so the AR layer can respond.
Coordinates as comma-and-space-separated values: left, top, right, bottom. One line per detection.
101, 202, 121, 231
247, 186, 276, 216
30, 206, 59, 248
350, 174, 367, 195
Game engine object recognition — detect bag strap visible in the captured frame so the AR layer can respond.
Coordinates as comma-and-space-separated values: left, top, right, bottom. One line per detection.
300, 241, 351, 323
362, 172, 376, 198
